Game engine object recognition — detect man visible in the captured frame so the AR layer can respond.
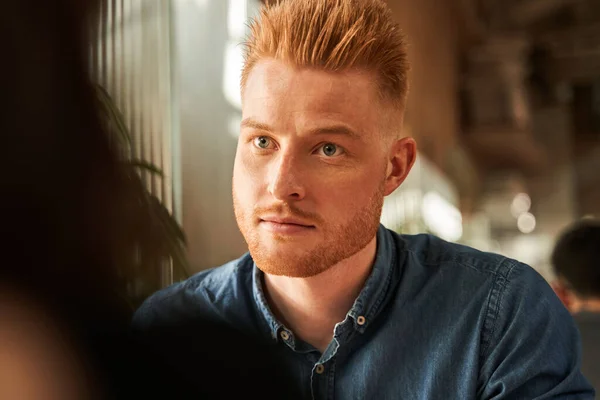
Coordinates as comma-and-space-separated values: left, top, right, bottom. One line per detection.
134, 0, 594, 398
552, 219, 600, 392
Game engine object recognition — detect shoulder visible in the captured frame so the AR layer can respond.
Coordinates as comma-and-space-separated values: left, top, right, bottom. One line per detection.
395, 231, 522, 278
392, 231, 591, 395
397, 230, 552, 303
397, 234, 574, 355
393, 231, 557, 326
132, 253, 255, 331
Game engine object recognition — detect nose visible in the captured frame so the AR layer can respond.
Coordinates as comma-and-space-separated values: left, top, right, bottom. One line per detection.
267, 152, 306, 201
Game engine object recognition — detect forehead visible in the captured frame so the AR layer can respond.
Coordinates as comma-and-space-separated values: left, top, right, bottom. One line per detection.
242, 60, 382, 133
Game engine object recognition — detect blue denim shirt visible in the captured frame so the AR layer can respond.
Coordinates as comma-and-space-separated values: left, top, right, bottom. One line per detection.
133, 226, 595, 399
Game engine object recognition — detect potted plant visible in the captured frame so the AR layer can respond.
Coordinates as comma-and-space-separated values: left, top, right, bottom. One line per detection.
95, 85, 190, 308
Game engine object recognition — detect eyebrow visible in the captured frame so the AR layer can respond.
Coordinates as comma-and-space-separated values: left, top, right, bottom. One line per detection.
241, 118, 273, 132
240, 118, 361, 139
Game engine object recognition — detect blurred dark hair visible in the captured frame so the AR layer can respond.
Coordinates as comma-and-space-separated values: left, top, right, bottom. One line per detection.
0, 0, 131, 326
552, 219, 600, 298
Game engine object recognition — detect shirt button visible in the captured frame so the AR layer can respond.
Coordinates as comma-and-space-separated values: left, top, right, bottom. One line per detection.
280, 330, 290, 341
315, 364, 325, 374
357, 316, 366, 326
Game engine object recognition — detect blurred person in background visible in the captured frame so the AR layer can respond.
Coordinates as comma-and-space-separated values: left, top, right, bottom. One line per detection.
552, 219, 600, 392
0, 1, 295, 399
0, 1, 133, 398
134, 0, 594, 398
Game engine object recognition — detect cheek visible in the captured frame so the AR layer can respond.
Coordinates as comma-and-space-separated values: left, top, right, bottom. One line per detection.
314, 170, 384, 209
233, 151, 263, 200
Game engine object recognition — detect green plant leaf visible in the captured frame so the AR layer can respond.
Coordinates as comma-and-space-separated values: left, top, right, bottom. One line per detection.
95, 85, 132, 146
128, 159, 164, 176
149, 195, 187, 244
147, 196, 190, 278
165, 234, 191, 278
93, 83, 191, 297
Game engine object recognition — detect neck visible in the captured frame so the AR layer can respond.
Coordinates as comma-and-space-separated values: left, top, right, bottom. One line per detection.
263, 236, 377, 353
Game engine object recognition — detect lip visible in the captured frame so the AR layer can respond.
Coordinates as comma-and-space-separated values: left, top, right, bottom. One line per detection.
259, 216, 315, 235
260, 215, 314, 226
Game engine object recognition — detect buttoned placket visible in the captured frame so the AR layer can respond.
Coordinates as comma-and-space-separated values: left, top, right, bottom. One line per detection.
252, 226, 399, 400
309, 313, 367, 400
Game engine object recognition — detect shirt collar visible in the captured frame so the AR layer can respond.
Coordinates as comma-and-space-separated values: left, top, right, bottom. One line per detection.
252, 265, 283, 340
252, 224, 399, 339
347, 224, 397, 333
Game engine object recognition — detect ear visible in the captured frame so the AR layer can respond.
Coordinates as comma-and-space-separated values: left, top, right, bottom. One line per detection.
384, 137, 417, 196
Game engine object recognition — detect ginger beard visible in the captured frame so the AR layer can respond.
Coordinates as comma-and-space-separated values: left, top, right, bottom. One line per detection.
232, 180, 386, 278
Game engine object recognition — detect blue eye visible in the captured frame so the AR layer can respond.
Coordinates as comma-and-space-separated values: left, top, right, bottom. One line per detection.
254, 136, 271, 149
321, 143, 342, 157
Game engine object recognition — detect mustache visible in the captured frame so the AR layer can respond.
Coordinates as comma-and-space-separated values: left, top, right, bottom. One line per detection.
253, 203, 323, 224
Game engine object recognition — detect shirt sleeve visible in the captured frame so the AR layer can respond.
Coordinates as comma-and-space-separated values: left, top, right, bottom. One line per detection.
478, 260, 595, 399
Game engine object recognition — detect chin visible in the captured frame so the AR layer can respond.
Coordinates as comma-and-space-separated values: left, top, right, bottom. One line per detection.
258, 229, 318, 247
250, 246, 329, 278
255, 260, 328, 278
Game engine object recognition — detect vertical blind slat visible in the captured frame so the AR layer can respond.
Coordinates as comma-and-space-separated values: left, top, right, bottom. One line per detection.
110, 0, 117, 107
91, 0, 174, 210
100, 0, 108, 89
159, 0, 172, 211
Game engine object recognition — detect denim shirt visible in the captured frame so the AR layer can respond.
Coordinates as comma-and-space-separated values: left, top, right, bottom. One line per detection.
133, 226, 595, 399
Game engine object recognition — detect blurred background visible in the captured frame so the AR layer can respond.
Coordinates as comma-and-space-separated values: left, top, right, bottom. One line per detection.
90, 0, 600, 283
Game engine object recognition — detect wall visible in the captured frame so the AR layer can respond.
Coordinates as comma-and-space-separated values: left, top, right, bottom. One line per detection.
387, 0, 461, 167
172, 0, 250, 272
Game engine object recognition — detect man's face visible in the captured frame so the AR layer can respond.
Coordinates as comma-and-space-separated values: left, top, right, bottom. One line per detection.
233, 59, 401, 277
